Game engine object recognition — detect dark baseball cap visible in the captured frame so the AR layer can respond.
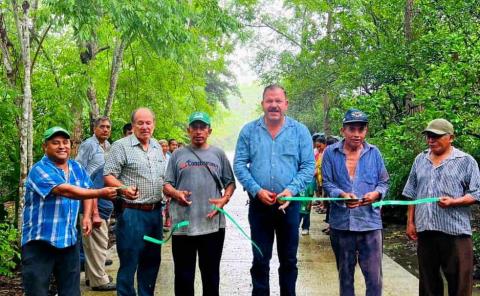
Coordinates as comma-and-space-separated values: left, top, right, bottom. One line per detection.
43, 126, 71, 142
343, 108, 368, 124
188, 112, 211, 126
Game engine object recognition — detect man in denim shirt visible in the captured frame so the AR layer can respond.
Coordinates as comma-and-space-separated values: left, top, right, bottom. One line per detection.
234, 84, 315, 296
322, 109, 389, 296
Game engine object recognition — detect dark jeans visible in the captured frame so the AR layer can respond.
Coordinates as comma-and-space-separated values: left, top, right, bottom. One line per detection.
22, 240, 80, 296
417, 231, 473, 296
116, 207, 163, 296
299, 212, 310, 230
248, 198, 300, 296
330, 229, 383, 296
171, 229, 225, 296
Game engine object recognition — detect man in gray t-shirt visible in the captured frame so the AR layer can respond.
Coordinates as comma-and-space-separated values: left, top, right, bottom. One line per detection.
163, 111, 235, 296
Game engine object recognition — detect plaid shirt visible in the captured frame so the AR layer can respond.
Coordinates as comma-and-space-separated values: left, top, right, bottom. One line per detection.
21, 156, 92, 248
403, 148, 480, 235
104, 135, 166, 204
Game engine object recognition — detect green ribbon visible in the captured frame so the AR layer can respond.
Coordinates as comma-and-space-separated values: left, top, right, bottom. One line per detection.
278, 196, 351, 202
372, 197, 440, 208
213, 206, 263, 257
143, 220, 190, 245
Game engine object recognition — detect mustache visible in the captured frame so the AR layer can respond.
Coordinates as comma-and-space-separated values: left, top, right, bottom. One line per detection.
268, 108, 280, 112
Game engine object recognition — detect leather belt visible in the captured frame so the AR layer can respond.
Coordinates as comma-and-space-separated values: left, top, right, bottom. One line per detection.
122, 201, 162, 211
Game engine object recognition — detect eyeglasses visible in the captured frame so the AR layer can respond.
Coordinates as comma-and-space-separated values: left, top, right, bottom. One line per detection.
424, 133, 446, 140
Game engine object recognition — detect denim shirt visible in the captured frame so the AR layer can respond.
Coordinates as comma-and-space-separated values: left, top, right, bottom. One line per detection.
234, 116, 315, 197
322, 140, 389, 231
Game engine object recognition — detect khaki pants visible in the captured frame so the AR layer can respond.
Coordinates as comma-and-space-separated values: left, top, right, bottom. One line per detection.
80, 215, 110, 287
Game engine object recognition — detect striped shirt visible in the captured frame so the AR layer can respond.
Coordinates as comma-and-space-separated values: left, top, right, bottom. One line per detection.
75, 135, 110, 175
104, 134, 166, 204
21, 156, 92, 248
403, 148, 480, 235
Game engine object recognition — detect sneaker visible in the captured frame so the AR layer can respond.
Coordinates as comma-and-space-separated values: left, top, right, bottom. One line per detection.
301, 229, 309, 235
91, 282, 116, 291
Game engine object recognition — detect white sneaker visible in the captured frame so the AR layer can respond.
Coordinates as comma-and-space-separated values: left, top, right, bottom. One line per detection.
301, 229, 309, 235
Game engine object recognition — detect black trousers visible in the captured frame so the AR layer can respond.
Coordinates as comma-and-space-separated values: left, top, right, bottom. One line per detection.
22, 240, 80, 296
172, 229, 225, 296
417, 231, 473, 296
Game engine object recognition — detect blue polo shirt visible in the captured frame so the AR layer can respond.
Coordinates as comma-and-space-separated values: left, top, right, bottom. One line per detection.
21, 156, 92, 248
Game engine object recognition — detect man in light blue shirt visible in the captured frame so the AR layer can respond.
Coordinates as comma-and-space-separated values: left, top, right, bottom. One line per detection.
234, 84, 315, 296
322, 109, 389, 296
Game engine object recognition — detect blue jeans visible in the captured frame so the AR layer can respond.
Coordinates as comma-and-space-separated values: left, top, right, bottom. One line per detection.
116, 207, 163, 296
22, 240, 80, 296
299, 213, 310, 230
248, 198, 300, 296
330, 229, 383, 296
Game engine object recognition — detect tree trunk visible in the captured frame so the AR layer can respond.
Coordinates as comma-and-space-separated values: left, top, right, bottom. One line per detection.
322, 11, 333, 137
404, 0, 414, 42
70, 98, 83, 158
104, 38, 127, 117
87, 83, 99, 133
16, 0, 33, 230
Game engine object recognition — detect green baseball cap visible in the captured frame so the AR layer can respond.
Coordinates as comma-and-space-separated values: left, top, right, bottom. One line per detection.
188, 112, 211, 126
43, 126, 71, 142
422, 119, 454, 135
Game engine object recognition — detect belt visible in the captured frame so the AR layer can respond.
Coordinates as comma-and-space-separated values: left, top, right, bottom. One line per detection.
122, 201, 162, 211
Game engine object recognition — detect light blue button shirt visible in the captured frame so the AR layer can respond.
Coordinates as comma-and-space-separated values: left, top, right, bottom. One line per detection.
234, 116, 315, 197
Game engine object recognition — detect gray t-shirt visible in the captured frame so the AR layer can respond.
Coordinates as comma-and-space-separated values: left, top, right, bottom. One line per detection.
165, 145, 235, 236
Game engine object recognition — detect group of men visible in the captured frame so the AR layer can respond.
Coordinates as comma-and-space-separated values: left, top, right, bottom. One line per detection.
20, 84, 480, 296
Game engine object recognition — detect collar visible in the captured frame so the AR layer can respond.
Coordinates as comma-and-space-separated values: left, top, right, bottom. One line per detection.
332, 139, 372, 155
129, 134, 159, 149
256, 115, 295, 129
423, 146, 467, 160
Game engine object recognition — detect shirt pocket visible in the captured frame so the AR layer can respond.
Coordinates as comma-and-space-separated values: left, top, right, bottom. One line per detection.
280, 140, 298, 160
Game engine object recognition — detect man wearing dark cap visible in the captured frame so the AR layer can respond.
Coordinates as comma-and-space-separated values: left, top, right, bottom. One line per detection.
21, 127, 130, 296
322, 109, 389, 296
403, 118, 480, 296
163, 111, 236, 296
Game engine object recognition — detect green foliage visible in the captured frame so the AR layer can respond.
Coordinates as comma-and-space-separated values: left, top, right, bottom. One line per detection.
254, 0, 480, 199
0, 223, 20, 276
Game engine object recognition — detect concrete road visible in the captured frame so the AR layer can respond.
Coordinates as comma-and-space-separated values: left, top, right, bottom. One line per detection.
81, 185, 419, 295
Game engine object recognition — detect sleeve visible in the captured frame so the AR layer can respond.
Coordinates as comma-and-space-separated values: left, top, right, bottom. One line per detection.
321, 147, 344, 198
465, 156, 480, 201
75, 141, 93, 169
219, 149, 235, 187
103, 142, 126, 178
233, 125, 262, 197
374, 148, 389, 199
27, 165, 67, 199
285, 124, 315, 196
402, 155, 419, 199
164, 153, 177, 187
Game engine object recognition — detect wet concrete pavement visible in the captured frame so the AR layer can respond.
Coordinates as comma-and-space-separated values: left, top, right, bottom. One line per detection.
81, 185, 419, 295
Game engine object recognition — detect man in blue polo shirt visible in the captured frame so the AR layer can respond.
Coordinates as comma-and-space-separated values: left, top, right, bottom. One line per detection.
21, 127, 136, 296
322, 109, 389, 296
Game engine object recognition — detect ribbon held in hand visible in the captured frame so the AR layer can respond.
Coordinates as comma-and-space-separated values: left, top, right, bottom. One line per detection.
372, 197, 440, 208
277, 196, 353, 202
213, 206, 263, 257
144, 220, 190, 245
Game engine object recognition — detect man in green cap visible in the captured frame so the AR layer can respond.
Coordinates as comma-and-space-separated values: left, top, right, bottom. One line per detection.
403, 118, 480, 296
21, 127, 135, 296
163, 111, 236, 296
